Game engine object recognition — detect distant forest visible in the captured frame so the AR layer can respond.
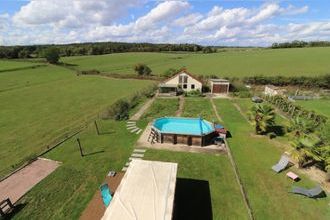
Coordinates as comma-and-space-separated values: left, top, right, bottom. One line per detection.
0, 42, 216, 59
271, 40, 330, 49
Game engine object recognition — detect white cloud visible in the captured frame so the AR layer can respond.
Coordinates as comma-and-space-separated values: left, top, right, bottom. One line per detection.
13, 0, 142, 28
173, 13, 203, 27
1, 1, 329, 46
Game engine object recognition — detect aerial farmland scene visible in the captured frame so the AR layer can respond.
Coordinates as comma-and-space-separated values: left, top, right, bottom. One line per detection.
0, 0, 330, 219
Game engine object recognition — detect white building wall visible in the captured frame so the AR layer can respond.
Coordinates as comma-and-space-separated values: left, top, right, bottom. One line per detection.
164, 72, 202, 92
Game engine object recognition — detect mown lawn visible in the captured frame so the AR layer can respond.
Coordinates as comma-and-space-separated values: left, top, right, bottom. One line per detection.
63, 47, 330, 77
0, 65, 153, 177
182, 97, 217, 122
214, 99, 329, 219
141, 97, 179, 121
12, 120, 138, 220
144, 150, 249, 220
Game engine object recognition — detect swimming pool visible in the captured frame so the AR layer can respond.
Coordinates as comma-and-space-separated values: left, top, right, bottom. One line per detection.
152, 117, 216, 146
153, 117, 215, 135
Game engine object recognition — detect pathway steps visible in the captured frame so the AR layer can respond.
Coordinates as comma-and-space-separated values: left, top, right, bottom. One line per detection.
122, 149, 146, 171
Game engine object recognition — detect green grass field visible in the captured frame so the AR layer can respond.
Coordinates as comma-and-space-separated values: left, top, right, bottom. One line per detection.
214, 99, 329, 219
63, 47, 330, 77
0, 65, 153, 177
0, 60, 43, 72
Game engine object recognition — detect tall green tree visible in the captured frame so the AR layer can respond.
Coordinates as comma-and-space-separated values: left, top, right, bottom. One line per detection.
42, 47, 60, 64
249, 104, 275, 134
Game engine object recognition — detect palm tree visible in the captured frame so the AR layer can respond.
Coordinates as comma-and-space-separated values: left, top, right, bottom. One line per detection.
290, 134, 322, 167
249, 104, 276, 134
289, 116, 315, 137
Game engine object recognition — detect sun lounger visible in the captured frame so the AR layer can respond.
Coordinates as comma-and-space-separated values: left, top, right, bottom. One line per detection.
100, 183, 112, 207
272, 155, 290, 173
291, 185, 326, 198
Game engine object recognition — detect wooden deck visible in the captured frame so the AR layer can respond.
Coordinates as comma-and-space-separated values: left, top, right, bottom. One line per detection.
80, 172, 125, 220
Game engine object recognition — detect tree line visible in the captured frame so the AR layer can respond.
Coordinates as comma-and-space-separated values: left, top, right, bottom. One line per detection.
0, 42, 215, 59
271, 40, 330, 49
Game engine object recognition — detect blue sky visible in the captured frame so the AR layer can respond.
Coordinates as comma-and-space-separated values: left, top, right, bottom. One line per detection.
0, 0, 330, 46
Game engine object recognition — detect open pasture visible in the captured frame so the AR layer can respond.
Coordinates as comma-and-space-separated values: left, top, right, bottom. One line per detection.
0, 60, 42, 72
63, 47, 330, 77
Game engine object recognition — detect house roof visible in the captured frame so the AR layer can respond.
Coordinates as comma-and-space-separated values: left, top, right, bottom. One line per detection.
101, 160, 178, 220
163, 69, 203, 84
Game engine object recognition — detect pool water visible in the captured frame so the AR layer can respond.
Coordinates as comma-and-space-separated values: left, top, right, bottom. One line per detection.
153, 117, 215, 136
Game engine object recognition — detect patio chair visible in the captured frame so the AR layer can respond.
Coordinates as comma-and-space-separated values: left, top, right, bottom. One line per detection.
271, 155, 290, 173
291, 185, 326, 198
100, 183, 112, 207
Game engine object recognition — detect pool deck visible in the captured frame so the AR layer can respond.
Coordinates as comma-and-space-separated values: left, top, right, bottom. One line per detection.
79, 172, 125, 220
136, 123, 226, 154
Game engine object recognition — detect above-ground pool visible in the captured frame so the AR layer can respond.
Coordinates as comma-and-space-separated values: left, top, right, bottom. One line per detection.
152, 117, 216, 146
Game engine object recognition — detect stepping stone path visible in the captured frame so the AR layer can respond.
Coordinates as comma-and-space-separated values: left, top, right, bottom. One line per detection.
121, 148, 146, 172
126, 120, 142, 134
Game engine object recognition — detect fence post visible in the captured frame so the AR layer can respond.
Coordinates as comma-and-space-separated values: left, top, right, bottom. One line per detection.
76, 138, 84, 157
94, 120, 100, 135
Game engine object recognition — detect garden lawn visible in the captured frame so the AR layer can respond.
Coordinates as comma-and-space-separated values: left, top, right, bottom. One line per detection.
0, 60, 42, 72
11, 120, 138, 220
0, 65, 153, 177
144, 149, 249, 220
63, 47, 330, 77
214, 99, 330, 219
182, 97, 217, 122
141, 97, 179, 121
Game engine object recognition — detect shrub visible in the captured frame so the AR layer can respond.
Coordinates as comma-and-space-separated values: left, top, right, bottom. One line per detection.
134, 63, 152, 76
184, 89, 203, 97
78, 69, 100, 75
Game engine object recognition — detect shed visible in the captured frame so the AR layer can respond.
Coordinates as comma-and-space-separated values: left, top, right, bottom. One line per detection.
209, 79, 230, 94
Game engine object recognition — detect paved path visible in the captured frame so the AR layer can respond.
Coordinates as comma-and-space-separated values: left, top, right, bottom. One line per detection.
211, 98, 254, 220
0, 158, 59, 204
130, 96, 156, 121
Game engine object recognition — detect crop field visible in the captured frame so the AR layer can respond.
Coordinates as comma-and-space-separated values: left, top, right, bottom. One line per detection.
63, 47, 330, 77
0, 64, 153, 177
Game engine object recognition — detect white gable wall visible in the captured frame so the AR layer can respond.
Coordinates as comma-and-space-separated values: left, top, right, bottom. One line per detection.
164, 72, 202, 92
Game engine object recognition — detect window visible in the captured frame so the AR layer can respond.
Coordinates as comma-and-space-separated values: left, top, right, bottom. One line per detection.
183, 75, 188, 83
191, 84, 195, 89
183, 84, 187, 89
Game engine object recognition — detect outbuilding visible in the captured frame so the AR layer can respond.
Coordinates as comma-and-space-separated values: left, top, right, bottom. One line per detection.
209, 79, 230, 94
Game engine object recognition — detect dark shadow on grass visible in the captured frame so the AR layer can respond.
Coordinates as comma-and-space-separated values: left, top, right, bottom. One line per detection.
173, 178, 212, 220
98, 131, 115, 135
83, 150, 105, 157
268, 125, 286, 137
226, 130, 232, 138
1, 203, 26, 220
